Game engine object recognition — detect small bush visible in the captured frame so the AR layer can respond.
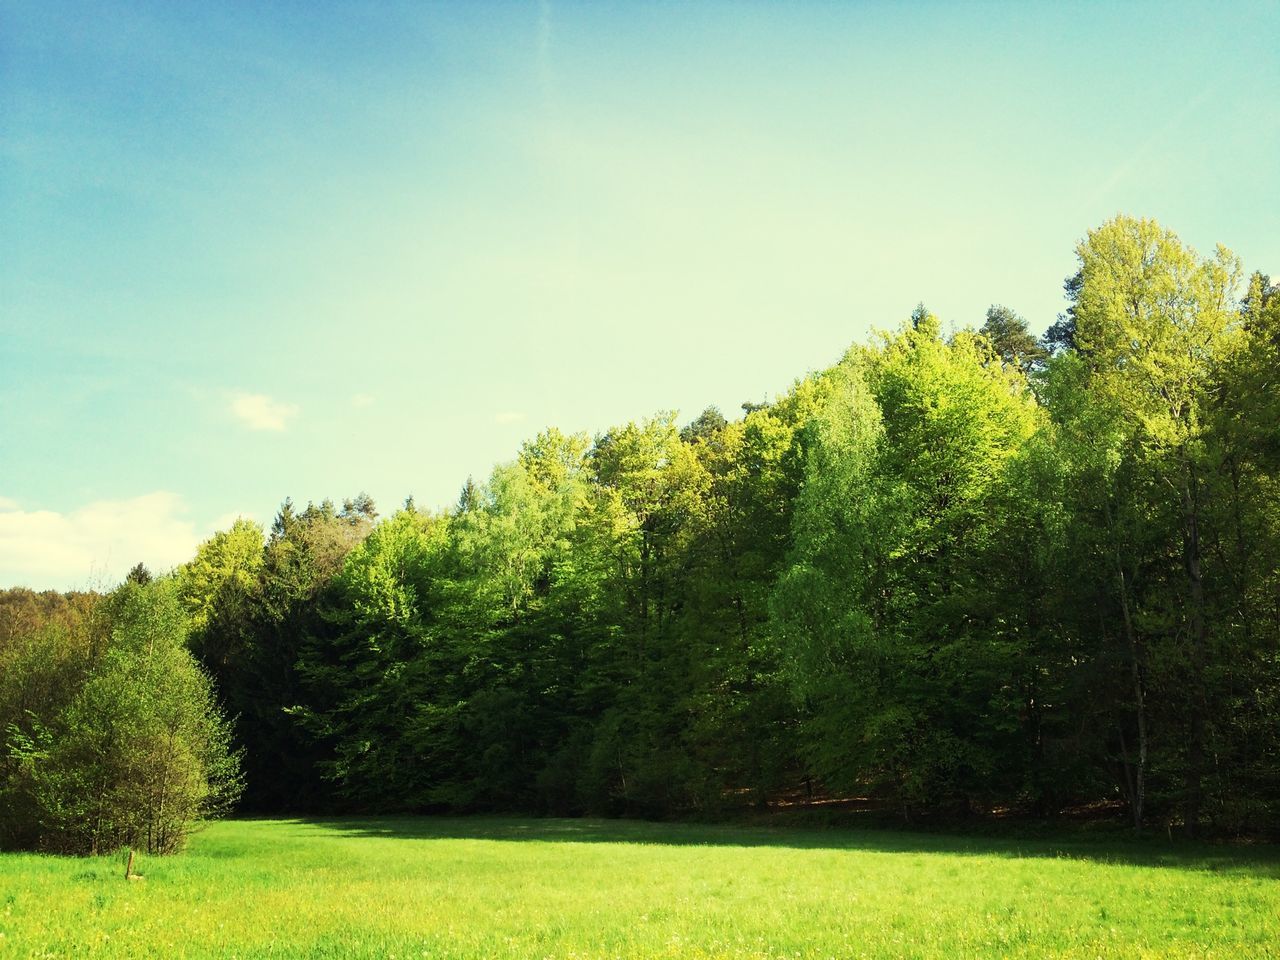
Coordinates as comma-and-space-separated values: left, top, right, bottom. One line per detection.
0, 580, 241, 855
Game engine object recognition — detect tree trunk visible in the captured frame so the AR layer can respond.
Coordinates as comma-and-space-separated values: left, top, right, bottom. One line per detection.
1116, 568, 1147, 833
1181, 468, 1208, 837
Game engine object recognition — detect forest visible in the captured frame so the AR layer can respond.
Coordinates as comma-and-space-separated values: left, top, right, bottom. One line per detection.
3, 215, 1279, 853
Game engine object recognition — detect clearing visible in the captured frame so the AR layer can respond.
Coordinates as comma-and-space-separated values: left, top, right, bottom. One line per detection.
1, 817, 1277, 958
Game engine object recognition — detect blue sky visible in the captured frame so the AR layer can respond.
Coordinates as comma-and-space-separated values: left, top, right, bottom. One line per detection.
2, 0, 1277, 589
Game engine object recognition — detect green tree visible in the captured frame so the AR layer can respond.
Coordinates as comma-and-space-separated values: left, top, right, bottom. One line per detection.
775, 315, 1040, 814
1, 580, 240, 854
1066, 215, 1242, 833
177, 518, 265, 649
203, 497, 374, 811
294, 509, 452, 808
979, 304, 1047, 372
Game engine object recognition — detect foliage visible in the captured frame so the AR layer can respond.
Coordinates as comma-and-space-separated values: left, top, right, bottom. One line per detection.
980, 304, 1048, 372
774, 321, 1041, 813
0, 581, 241, 854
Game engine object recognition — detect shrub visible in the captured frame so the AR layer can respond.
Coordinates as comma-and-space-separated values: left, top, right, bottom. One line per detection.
0, 580, 241, 855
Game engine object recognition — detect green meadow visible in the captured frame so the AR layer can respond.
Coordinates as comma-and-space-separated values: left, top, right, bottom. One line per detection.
2, 818, 1277, 959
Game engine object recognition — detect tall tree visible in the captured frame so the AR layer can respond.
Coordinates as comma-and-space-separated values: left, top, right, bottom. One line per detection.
1061, 215, 1242, 833
775, 315, 1040, 814
979, 304, 1047, 372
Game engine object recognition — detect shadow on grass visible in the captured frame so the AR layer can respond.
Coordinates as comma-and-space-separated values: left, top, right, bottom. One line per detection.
274, 814, 1280, 877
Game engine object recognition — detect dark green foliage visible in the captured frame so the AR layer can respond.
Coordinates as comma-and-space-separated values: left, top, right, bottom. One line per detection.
980, 304, 1047, 372
193, 498, 376, 812
125, 562, 153, 586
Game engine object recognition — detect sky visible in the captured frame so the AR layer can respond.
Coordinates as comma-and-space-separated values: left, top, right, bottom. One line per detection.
2, 0, 1277, 590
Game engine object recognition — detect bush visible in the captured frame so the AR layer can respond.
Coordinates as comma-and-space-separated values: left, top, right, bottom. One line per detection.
0, 580, 241, 855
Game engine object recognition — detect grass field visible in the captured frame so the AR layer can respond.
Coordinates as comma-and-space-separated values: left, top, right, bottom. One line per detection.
1, 817, 1278, 959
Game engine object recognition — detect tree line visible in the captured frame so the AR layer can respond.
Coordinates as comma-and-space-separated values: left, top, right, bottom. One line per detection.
3, 215, 1278, 850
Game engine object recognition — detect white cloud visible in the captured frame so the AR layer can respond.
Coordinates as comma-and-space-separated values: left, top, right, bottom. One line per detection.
0, 492, 205, 591
230, 392, 298, 431
351, 393, 375, 408
493, 411, 527, 425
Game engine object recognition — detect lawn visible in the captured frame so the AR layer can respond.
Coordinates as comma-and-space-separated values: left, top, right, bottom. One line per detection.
1, 817, 1277, 959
